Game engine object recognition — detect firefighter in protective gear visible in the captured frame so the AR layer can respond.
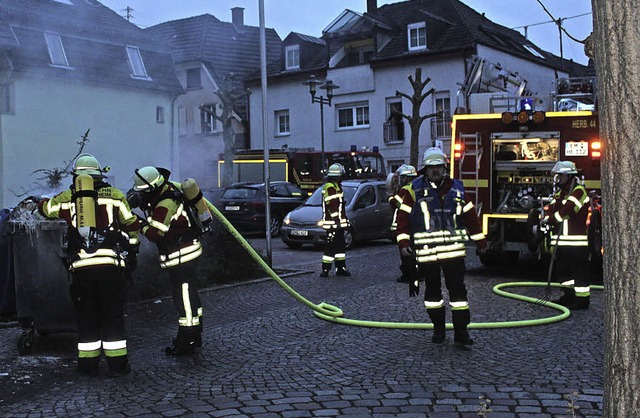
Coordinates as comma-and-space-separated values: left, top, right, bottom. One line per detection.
320, 163, 351, 277
396, 147, 486, 347
389, 164, 418, 282
131, 166, 213, 355
38, 154, 140, 377
542, 161, 591, 310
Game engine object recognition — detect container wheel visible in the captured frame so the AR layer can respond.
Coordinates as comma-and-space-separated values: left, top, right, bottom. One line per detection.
17, 329, 36, 355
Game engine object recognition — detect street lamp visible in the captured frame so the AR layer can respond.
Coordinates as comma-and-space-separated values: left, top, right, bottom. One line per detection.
303, 75, 339, 174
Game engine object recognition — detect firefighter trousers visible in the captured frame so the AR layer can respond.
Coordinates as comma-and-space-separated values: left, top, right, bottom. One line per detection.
168, 258, 203, 345
322, 228, 347, 271
73, 265, 129, 375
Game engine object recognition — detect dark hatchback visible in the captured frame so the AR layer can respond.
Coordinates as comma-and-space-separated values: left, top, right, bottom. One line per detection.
218, 181, 307, 236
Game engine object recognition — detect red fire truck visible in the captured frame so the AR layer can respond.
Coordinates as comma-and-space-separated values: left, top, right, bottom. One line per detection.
218, 147, 387, 195
450, 106, 601, 266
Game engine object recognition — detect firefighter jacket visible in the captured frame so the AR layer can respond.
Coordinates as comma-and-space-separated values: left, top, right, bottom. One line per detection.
322, 180, 349, 230
543, 180, 590, 247
141, 181, 206, 268
396, 177, 486, 263
390, 185, 413, 233
38, 181, 140, 271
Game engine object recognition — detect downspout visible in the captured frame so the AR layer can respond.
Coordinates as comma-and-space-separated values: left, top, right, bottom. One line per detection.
170, 93, 180, 181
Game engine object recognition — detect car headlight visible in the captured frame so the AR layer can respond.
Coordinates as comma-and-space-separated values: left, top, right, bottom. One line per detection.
284, 214, 290, 225
317, 219, 323, 227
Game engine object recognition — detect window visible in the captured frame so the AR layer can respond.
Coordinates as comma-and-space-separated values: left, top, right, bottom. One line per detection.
0, 84, 14, 114
523, 44, 545, 59
285, 45, 300, 70
355, 186, 376, 208
407, 22, 427, 51
432, 93, 451, 139
338, 103, 369, 129
201, 104, 217, 133
126, 45, 149, 79
44, 32, 69, 67
156, 106, 164, 124
186, 68, 201, 88
275, 110, 290, 136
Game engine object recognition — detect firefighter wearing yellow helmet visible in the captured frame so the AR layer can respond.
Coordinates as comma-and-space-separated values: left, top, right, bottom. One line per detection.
395, 147, 486, 348
320, 163, 351, 277
38, 153, 140, 377
388, 164, 418, 282
540, 160, 591, 310
130, 166, 215, 355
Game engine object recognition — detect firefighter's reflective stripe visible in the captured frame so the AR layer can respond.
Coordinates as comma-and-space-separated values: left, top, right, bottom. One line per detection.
575, 285, 591, 297
450, 301, 469, 310
335, 252, 346, 261
181, 283, 195, 326
159, 241, 202, 268
415, 242, 466, 263
424, 299, 444, 309
414, 229, 468, 244
396, 233, 411, 243
462, 202, 474, 213
324, 193, 343, 202
566, 195, 585, 210
103, 340, 128, 357
469, 232, 485, 241
561, 279, 575, 287
78, 341, 102, 358
322, 255, 334, 263
148, 217, 170, 232
420, 201, 430, 230
399, 203, 412, 213
71, 248, 125, 270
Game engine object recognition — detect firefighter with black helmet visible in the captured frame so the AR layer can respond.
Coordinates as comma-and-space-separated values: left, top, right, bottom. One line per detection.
389, 164, 418, 282
130, 166, 210, 355
396, 147, 486, 347
541, 161, 591, 310
38, 154, 140, 377
320, 163, 351, 277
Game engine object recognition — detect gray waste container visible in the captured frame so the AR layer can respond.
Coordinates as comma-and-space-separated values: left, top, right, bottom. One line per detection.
8, 219, 76, 353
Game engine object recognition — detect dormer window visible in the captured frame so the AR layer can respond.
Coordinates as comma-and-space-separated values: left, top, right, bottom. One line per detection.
126, 45, 150, 79
407, 22, 427, 51
44, 32, 70, 67
285, 45, 300, 70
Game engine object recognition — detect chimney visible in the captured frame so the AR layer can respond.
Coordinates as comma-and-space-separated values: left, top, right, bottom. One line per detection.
231, 7, 244, 26
367, 0, 377, 14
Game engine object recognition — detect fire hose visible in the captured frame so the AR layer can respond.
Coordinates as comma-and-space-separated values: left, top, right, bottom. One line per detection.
209, 203, 603, 330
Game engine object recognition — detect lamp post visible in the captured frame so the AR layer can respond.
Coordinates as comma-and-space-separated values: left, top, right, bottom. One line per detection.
303, 75, 339, 174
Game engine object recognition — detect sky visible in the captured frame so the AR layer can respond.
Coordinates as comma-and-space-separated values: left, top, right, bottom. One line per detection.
98, 0, 593, 65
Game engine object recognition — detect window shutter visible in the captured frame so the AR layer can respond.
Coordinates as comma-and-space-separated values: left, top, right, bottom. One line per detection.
178, 106, 186, 136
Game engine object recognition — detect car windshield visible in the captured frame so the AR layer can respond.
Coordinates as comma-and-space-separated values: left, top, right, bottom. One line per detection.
222, 187, 259, 199
305, 184, 358, 206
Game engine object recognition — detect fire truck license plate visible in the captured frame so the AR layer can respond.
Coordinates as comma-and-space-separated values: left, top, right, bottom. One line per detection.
225, 206, 240, 211
565, 142, 589, 156
291, 230, 308, 236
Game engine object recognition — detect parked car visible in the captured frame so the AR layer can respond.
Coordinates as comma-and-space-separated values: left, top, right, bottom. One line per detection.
281, 179, 393, 249
218, 181, 307, 236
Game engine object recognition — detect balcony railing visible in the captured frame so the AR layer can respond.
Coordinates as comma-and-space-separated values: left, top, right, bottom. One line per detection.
383, 120, 405, 144
430, 117, 452, 140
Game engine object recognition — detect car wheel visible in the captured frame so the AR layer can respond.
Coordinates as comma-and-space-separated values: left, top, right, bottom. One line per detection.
284, 241, 303, 249
343, 228, 354, 249
269, 215, 282, 237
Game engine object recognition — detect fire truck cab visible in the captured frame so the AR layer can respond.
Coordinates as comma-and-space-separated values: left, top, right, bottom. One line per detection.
451, 78, 601, 266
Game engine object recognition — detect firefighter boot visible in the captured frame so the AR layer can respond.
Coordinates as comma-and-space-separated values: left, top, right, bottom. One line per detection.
552, 287, 575, 307
77, 357, 99, 377
320, 268, 330, 278
106, 354, 131, 378
567, 295, 590, 311
165, 328, 199, 356
427, 306, 447, 344
452, 309, 474, 348
336, 268, 351, 277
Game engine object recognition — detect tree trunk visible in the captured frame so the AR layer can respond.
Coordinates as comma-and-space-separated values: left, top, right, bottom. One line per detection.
222, 113, 235, 187
593, 1, 640, 415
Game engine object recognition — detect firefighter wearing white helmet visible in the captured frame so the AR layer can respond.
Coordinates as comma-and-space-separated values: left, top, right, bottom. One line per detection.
395, 147, 486, 348
38, 154, 140, 376
389, 164, 418, 282
320, 163, 351, 277
541, 160, 591, 310
131, 166, 215, 355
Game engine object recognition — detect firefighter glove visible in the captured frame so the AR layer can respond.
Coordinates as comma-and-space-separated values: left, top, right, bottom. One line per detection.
400, 246, 413, 258
409, 278, 420, 297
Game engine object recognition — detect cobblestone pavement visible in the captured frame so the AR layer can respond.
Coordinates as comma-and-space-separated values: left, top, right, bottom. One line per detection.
0, 240, 603, 417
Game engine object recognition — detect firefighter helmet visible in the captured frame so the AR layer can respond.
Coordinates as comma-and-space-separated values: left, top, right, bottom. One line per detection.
551, 161, 578, 175
327, 163, 345, 177
73, 153, 103, 176
133, 166, 165, 192
422, 147, 448, 167
396, 164, 418, 177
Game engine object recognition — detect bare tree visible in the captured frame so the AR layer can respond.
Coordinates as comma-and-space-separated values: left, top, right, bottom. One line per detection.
592, 1, 640, 415
395, 68, 441, 167
201, 72, 250, 187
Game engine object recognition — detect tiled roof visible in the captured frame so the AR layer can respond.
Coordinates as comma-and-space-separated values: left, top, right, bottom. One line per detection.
146, 14, 282, 120
0, 0, 183, 94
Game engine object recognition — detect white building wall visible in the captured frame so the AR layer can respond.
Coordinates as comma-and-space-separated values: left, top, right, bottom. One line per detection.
1, 77, 177, 208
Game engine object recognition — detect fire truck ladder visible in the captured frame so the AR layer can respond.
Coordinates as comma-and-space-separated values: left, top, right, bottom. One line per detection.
458, 133, 483, 212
